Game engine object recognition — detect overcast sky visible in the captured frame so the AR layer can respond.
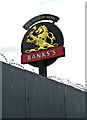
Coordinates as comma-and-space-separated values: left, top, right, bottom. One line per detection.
0, 0, 86, 87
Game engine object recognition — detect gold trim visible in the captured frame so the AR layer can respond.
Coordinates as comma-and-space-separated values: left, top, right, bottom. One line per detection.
25, 25, 58, 53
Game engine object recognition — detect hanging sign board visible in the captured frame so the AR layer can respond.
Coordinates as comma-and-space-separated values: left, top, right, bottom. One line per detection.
21, 14, 65, 67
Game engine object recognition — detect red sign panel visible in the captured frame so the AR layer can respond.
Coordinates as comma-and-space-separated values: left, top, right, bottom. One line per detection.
21, 46, 64, 64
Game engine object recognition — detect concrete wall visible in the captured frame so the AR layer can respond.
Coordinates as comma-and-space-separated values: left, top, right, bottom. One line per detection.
0, 61, 86, 118
0, 62, 2, 120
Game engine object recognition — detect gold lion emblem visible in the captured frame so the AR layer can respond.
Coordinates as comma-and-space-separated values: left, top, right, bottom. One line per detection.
25, 25, 58, 53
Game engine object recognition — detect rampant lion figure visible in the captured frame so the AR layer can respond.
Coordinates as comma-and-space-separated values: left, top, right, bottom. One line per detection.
25, 25, 58, 53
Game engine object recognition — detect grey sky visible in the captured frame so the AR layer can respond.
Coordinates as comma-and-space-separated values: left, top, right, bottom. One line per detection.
0, 47, 19, 54
39, 0, 58, 5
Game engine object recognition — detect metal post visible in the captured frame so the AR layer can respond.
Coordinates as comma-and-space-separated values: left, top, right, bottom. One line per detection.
38, 60, 47, 77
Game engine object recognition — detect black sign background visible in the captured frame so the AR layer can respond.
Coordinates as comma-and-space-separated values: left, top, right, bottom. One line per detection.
21, 22, 64, 67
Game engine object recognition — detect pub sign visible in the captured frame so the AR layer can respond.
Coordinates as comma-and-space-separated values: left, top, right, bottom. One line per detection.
21, 14, 65, 76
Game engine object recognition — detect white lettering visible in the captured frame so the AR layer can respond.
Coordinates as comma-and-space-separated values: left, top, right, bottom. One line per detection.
28, 55, 31, 61
53, 49, 56, 56
32, 54, 36, 59
46, 16, 51, 19
27, 49, 57, 62
42, 16, 45, 19
37, 53, 41, 58
42, 52, 46, 57
47, 51, 50, 56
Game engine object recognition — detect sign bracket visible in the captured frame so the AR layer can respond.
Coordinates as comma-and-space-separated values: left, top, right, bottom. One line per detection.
21, 14, 65, 77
